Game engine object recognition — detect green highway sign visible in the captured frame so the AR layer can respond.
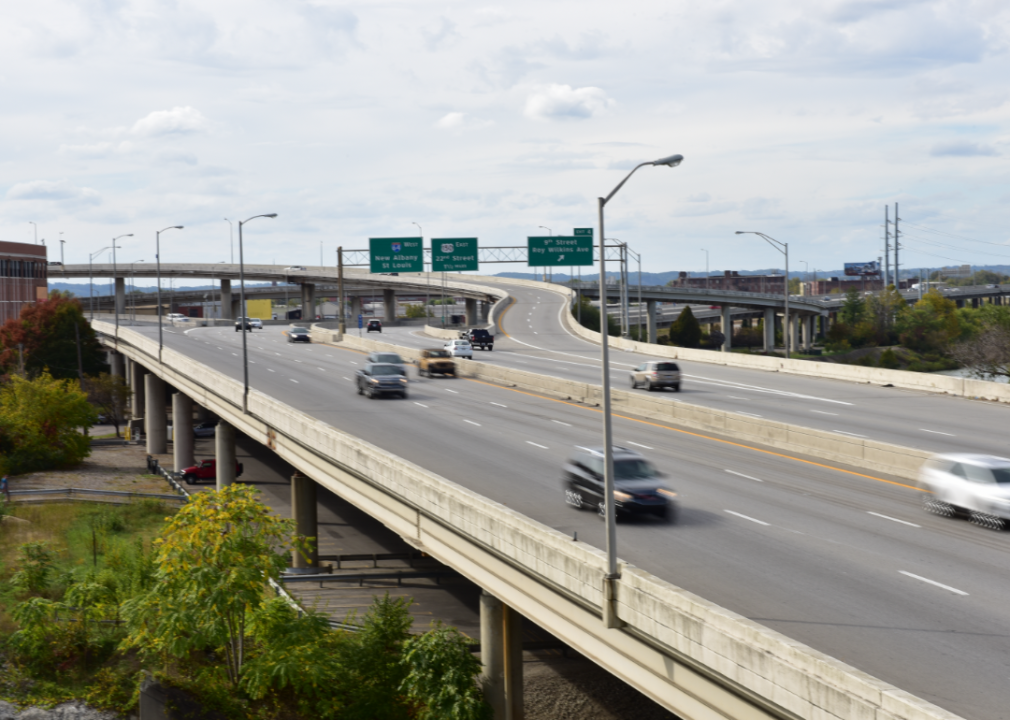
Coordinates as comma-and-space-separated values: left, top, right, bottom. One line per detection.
369, 237, 423, 273
431, 238, 478, 272
527, 236, 594, 267
573, 228, 593, 237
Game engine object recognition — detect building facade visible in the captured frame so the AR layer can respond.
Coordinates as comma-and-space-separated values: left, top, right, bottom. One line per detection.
669, 270, 786, 293
0, 241, 48, 324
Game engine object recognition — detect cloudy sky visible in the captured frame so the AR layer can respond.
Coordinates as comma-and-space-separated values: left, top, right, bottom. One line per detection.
2, 0, 1009, 278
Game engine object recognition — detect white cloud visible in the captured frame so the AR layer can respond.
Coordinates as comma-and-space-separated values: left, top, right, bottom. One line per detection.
131, 107, 209, 137
523, 84, 615, 121
434, 112, 493, 130
5, 179, 101, 205
930, 140, 999, 157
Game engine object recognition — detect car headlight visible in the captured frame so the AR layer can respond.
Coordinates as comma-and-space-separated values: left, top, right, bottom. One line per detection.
399, 377, 408, 383
657, 488, 678, 498
369, 378, 379, 383
614, 490, 632, 502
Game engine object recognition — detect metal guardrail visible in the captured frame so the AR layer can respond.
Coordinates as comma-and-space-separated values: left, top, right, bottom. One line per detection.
10, 487, 185, 502
317, 551, 430, 568
146, 455, 191, 499
281, 569, 462, 588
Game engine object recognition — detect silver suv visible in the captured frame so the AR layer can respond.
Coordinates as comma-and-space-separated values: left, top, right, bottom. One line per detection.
630, 361, 681, 392
920, 453, 1010, 529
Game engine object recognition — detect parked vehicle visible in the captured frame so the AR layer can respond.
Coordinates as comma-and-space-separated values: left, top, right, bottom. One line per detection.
630, 361, 681, 391
562, 446, 676, 522
458, 328, 494, 350
287, 327, 311, 343
920, 453, 1010, 529
417, 348, 456, 377
367, 319, 382, 333
356, 363, 408, 398
181, 458, 244, 485
444, 339, 473, 359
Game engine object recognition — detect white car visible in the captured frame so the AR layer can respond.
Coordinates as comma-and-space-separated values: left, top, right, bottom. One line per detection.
249, 318, 263, 329
284, 266, 307, 272
444, 339, 473, 359
920, 453, 1010, 529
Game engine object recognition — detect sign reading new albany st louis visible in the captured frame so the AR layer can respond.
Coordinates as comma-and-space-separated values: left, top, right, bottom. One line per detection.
527, 233, 594, 267
431, 238, 478, 272
369, 237, 423, 273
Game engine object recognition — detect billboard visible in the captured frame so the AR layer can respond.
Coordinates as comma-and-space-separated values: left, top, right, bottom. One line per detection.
246, 299, 273, 320
844, 261, 880, 277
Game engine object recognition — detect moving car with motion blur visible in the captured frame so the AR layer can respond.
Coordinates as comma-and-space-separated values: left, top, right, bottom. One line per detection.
417, 348, 455, 377
920, 453, 1010, 530
235, 317, 255, 332
287, 327, 311, 343
458, 328, 494, 350
356, 363, 408, 399
562, 446, 677, 522
366, 319, 382, 333
629, 361, 681, 392
366, 351, 407, 375
444, 339, 473, 359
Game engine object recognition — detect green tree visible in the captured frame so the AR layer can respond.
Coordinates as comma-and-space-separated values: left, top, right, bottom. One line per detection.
574, 295, 619, 336
840, 287, 867, 325
0, 371, 95, 475
401, 623, 491, 720
83, 372, 133, 437
895, 290, 962, 352
404, 303, 433, 319
0, 293, 107, 380
667, 306, 702, 348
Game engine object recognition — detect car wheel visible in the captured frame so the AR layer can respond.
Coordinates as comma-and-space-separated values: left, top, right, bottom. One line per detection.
673, 383, 681, 392
647, 381, 655, 391
597, 501, 606, 518
357, 382, 363, 396
400, 391, 408, 399
630, 376, 637, 389
184, 474, 196, 485
489, 346, 493, 351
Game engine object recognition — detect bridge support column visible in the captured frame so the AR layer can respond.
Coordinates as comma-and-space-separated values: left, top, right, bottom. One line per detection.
721, 305, 732, 352
220, 279, 232, 320
803, 316, 814, 351
504, 604, 524, 719
301, 283, 316, 321
480, 300, 490, 323
763, 308, 775, 353
647, 300, 657, 344
130, 362, 146, 420
788, 315, 799, 355
384, 288, 396, 323
216, 420, 237, 489
465, 297, 478, 326
480, 592, 507, 719
144, 374, 167, 455
110, 350, 124, 380
114, 277, 126, 317
291, 471, 319, 571
172, 392, 195, 472
350, 296, 362, 324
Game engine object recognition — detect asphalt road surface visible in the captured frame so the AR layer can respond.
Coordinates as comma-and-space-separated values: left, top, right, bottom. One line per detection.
136, 318, 1010, 720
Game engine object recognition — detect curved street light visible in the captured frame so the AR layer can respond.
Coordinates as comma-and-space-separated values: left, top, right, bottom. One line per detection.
597, 153, 683, 627
539, 226, 553, 282
413, 222, 427, 326
736, 231, 789, 358
130, 260, 144, 321
112, 234, 133, 339
156, 226, 184, 362
238, 214, 278, 412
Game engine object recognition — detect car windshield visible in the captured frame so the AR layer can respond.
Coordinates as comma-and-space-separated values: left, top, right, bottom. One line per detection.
371, 365, 402, 376
614, 459, 658, 480
993, 467, 1010, 484
655, 363, 679, 372
375, 354, 402, 363
291, 328, 307, 334
428, 350, 450, 358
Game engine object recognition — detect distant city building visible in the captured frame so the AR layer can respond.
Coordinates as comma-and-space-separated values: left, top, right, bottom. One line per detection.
1, 241, 48, 323
669, 270, 785, 293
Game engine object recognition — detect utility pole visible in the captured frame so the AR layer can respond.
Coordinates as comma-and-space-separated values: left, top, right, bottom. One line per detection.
884, 206, 891, 287
74, 323, 84, 380
894, 202, 900, 289
337, 246, 345, 334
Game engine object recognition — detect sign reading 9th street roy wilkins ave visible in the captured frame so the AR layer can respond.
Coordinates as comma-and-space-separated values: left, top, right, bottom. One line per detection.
431, 238, 478, 272
369, 237, 423, 273
527, 235, 594, 267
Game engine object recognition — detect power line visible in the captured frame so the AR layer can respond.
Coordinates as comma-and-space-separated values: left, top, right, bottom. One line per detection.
900, 232, 1010, 260
903, 222, 1010, 249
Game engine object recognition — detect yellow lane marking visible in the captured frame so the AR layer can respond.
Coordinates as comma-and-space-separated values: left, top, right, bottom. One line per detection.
461, 377, 925, 493
496, 296, 517, 337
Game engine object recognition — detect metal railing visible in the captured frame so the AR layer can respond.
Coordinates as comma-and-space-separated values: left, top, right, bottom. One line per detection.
9, 487, 186, 503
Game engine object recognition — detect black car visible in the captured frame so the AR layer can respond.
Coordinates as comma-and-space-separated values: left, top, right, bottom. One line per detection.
562, 446, 676, 522
366, 319, 382, 333
356, 363, 408, 398
287, 327, 311, 343
235, 317, 254, 332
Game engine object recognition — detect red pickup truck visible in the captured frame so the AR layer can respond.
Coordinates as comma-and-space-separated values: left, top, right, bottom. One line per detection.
181, 459, 244, 485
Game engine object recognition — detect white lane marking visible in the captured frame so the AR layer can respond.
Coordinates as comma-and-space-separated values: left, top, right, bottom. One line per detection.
294, 359, 303, 363
326, 354, 334, 358
275, 352, 281, 356
317, 367, 325, 371
626, 441, 653, 450
811, 410, 838, 416
249, 361, 256, 364
166, 330, 177, 334
868, 512, 920, 527
726, 470, 763, 482
490, 402, 507, 408
217, 346, 223, 350
899, 571, 968, 596
921, 429, 956, 437
728, 396, 748, 400
533, 331, 538, 334
833, 430, 867, 438
414, 402, 428, 408
446, 389, 458, 394
527, 441, 548, 449
552, 420, 571, 426
464, 419, 481, 426
343, 376, 351, 381
350, 361, 358, 365
232, 352, 238, 357
737, 411, 763, 418
686, 375, 854, 405
268, 368, 275, 372
725, 510, 770, 526
290, 378, 299, 383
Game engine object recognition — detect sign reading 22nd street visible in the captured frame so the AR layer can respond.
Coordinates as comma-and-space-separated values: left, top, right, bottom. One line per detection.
527, 236, 594, 267
369, 237, 423, 273
432, 238, 478, 272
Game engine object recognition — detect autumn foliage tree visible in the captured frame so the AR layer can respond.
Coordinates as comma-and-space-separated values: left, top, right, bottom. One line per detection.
0, 291, 106, 380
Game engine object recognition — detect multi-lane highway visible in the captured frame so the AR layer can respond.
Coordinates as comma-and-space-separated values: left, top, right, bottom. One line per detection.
136, 297, 1010, 720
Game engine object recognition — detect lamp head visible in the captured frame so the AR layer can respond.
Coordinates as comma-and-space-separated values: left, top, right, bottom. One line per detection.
652, 154, 684, 167
735, 231, 747, 235
174, 225, 184, 230
264, 214, 278, 219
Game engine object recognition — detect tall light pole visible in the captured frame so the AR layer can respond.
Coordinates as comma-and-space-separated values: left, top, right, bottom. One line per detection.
89, 245, 114, 320
597, 153, 683, 618
111, 234, 132, 339
238, 213, 278, 412
413, 222, 428, 324
59, 232, 66, 265
800, 261, 809, 296
737, 231, 789, 358
130, 260, 144, 321
701, 248, 709, 290
539, 226, 553, 283
224, 218, 234, 264
29, 222, 37, 245
156, 226, 184, 362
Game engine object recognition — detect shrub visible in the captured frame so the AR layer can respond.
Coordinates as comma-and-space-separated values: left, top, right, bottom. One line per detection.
878, 348, 900, 369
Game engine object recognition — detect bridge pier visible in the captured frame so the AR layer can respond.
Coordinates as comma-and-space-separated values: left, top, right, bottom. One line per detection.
789, 315, 799, 355
350, 296, 362, 324
215, 420, 237, 489
384, 288, 397, 323
480, 300, 490, 323
466, 297, 478, 326
763, 308, 774, 353
114, 277, 126, 317
130, 361, 146, 421
480, 592, 507, 718
301, 283, 316, 322
220, 279, 232, 320
721, 306, 732, 352
647, 300, 657, 344
504, 604, 524, 719
290, 471, 319, 571
110, 350, 124, 380
145, 374, 167, 455
172, 392, 195, 472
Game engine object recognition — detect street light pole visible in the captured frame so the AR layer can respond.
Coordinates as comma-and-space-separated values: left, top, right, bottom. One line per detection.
112, 234, 133, 339
736, 231, 789, 358
701, 248, 709, 290
800, 261, 809, 296
224, 218, 233, 264
29, 222, 37, 245
597, 153, 683, 619
59, 233, 65, 266
337, 247, 346, 334
130, 260, 144, 321
539, 226, 553, 283
413, 222, 428, 325
238, 214, 278, 412
155, 226, 184, 363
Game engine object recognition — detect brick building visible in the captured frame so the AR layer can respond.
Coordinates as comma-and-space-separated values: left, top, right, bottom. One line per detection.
0, 241, 48, 323
669, 270, 785, 294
